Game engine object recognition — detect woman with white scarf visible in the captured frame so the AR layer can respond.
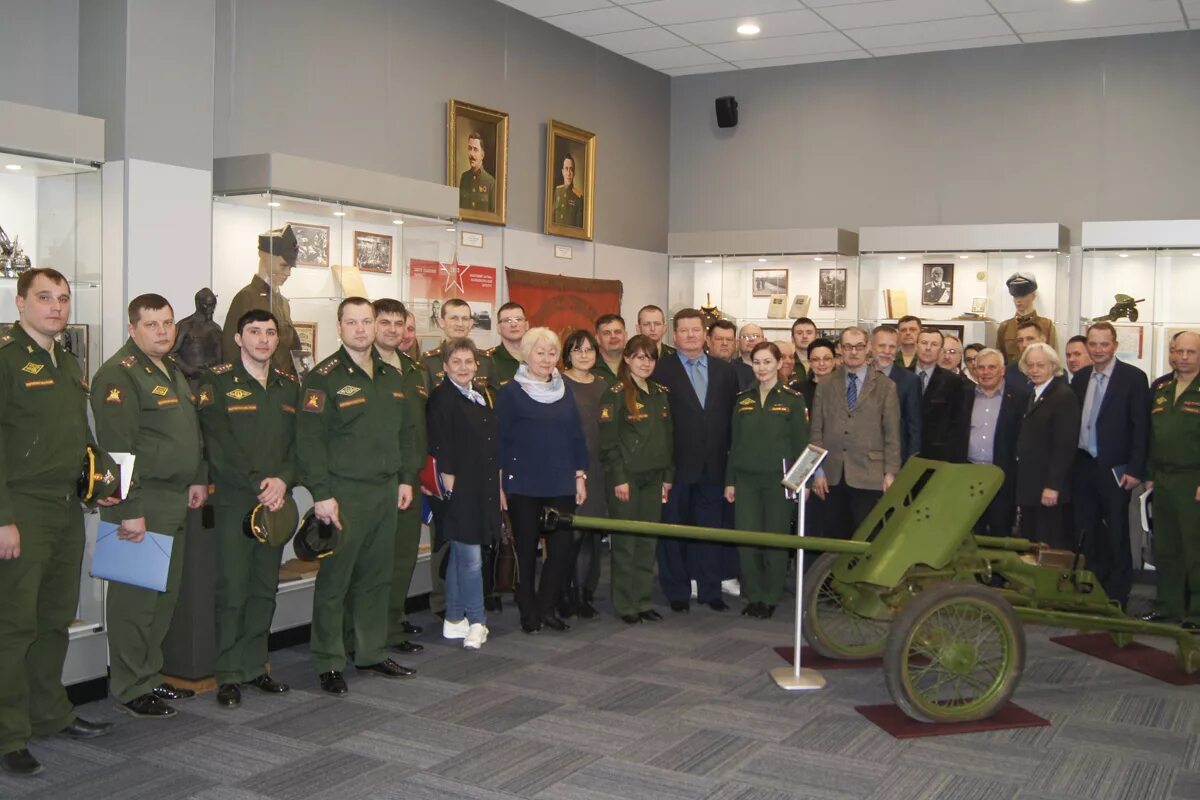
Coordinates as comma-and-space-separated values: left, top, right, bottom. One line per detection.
497, 327, 589, 634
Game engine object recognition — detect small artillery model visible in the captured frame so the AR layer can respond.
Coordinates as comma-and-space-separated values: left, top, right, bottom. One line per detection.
1094, 293, 1145, 323
543, 458, 1200, 724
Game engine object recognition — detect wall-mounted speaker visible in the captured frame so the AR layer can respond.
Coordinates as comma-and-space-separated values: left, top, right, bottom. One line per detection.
715, 96, 738, 128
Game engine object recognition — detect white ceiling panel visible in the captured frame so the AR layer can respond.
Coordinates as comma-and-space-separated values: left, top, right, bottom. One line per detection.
666, 9, 832, 44
493, 0, 1194, 75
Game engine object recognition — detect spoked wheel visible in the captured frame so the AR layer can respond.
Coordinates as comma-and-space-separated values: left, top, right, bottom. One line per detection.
884, 583, 1025, 723
801, 552, 890, 660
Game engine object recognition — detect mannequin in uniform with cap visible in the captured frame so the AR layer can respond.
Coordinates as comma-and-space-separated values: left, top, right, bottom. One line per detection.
222, 226, 300, 376
997, 272, 1056, 364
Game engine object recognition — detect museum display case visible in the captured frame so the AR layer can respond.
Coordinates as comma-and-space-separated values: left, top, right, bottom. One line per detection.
858, 224, 1071, 353
1081, 220, 1200, 380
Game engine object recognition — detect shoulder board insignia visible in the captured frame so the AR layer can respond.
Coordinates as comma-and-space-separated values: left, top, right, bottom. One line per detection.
337, 385, 361, 397
120, 355, 138, 368
273, 367, 298, 383
652, 381, 669, 393
610, 382, 624, 394
0, 334, 13, 348
303, 389, 326, 412
210, 363, 234, 374
422, 348, 440, 359
152, 385, 169, 396
165, 354, 177, 363
226, 388, 252, 400
21, 362, 44, 375
416, 385, 428, 398
316, 357, 339, 376
485, 346, 497, 356
472, 376, 489, 386
781, 385, 803, 397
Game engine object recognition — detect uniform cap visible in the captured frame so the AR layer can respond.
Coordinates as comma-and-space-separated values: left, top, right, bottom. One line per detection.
258, 224, 299, 265
242, 495, 300, 547
78, 445, 120, 503
1006, 272, 1038, 297
293, 508, 342, 561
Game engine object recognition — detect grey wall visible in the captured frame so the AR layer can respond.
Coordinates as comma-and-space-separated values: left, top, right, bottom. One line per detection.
213, 0, 670, 252
0, 0, 79, 112
670, 32, 1200, 242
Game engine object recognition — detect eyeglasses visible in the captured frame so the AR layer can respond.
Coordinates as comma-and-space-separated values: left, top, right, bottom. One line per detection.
500, 317, 526, 325
740, 334, 762, 341
571, 346, 595, 354
943, 348, 960, 356
841, 343, 867, 352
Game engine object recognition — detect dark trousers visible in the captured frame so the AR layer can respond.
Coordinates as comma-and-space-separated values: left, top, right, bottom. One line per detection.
824, 483, 881, 540
1020, 504, 1070, 550
507, 494, 575, 627
658, 482, 728, 604
1073, 452, 1134, 606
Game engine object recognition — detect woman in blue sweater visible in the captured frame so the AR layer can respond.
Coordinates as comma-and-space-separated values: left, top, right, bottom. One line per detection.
497, 327, 589, 634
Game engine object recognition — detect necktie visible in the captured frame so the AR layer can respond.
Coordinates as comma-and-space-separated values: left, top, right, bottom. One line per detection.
847, 372, 858, 412
920, 369, 930, 394
688, 358, 707, 408
1087, 372, 1106, 457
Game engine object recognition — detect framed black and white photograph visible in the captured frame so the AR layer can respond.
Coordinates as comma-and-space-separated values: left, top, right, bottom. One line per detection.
354, 231, 393, 274
921, 263, 954, 306
290, 223, 330, 268
818, 268, 847, 308
752, 268, 788, 297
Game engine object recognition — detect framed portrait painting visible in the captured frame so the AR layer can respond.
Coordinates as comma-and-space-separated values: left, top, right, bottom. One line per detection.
544, 119, 596, 241
447, 100, 509, 226
354, 231, 392, 274
921, 263, 954, 306
290, 223, 329, 268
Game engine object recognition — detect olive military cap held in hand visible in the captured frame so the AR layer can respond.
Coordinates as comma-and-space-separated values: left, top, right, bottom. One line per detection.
258, 224, 299, 265
243, 495, 300, 547
78, 444, 121, 503
293, 508, 341, 561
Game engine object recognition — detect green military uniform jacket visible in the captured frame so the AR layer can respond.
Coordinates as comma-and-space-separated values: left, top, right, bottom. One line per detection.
91, 340, 207, 521
553, 184, 584, 227
381, 347, 429, 461
487, 344, 521, 386
727, 382, 811, 483
591, 358, 621, 387
197, 359, 299, 507
221, 275, 298, 376
0, 323, 93, 525
996, 312, 1056, 364
598, 380, 674, 487
657, 342, 677, 359
898, 350, 919, 370
459, 168, 496, 213
1148, 376, 1200, 478
422, 344, 495, 389
296, 346, 419, 501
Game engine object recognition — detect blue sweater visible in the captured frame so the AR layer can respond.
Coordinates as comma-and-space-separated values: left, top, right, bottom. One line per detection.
497, 381, 589, 497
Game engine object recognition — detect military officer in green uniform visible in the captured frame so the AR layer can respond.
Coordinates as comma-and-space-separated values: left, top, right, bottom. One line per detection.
222, 225, 299, 376
373, 298, 428, 653
297, 297, 419, 694
599, 335, 673, 624
553, 154, 585, 228
637, 305, 677, 359
592, 313, 627, 387
1144, 331, 1200, 627
198, 309, 298, 707
459, 131, 496, 214
725, 341, 810, 619
421, 298, 495, 388
92, 294, 209, 719
487, 302, 529, 386
996, 272, 1056, 364
0, 269, 114, 777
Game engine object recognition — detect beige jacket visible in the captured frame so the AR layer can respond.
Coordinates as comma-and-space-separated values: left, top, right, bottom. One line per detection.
811, 366, 901, 489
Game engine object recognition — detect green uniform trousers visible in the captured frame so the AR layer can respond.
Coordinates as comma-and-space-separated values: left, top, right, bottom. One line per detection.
213, 502, 281, 685
1151, 473, 1200, 623
312, 478, 397, 674
0, 494, 83, 755
387, 504, 422, 644
735, 474, 794, 606
610, 471, 663, 616
108, 486, 189, 703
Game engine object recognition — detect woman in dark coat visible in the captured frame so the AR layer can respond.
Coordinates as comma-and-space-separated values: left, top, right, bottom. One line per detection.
1015, 342, 1081, 550
427, 338, 500, 651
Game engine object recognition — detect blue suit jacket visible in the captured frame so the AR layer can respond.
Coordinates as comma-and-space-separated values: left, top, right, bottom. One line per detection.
1070, 359, 1150, 478
883, 365, 922, 462
652, 352, 739, 485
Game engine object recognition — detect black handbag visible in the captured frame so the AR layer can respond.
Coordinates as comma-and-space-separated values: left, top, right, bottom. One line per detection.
493, 511, 518, 593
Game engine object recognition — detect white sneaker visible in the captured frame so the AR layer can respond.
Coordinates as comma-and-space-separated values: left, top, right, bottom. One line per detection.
463, 623, 488, 650
722, 579, 742, 597
443, 618, 470, 640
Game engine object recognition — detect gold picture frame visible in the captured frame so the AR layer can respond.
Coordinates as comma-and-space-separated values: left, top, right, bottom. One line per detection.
447, 100, 509, 226
543, 119, 596, 241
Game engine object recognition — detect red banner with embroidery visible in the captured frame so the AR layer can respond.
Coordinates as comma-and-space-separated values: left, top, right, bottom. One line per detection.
504, 267, 622, 340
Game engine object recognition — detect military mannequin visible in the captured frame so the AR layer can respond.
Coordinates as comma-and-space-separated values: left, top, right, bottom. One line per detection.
92, 294, 208, 719
0, 269, 114, 777
222, 226, 299, 376
552, 154, 584, 228
459, 132, 496, 214
997, 273, 1056, 364
171, 288, 223, 391
197, 308, 298, 708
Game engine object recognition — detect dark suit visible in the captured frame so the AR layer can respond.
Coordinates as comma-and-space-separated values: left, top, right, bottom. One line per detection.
1015, 377, 1080, 549
914, 364, 964, 461
651, 352, 740, 604
731, 359, 755, 391
951, 379, 1030, 536
883, 364, 922, 463
1070, 360, 1151, 606
1005, 362, 1030, 388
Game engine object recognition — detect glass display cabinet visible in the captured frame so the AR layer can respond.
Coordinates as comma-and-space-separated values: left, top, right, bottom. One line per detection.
1081, 220, 1200, 380
858, 224, 1071, 352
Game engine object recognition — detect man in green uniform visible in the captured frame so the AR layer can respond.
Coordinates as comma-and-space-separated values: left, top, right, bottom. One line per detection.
422, 298, 495, 388
553, 154, 584, 228
198, 309, 298, 707
592, 314, 626, 387
790, 317, 816, 382
1144, 331, 1200, 627
0, 269, 114, 777
222, 225, 299, 376
373, 298, 428, 653
459, 131, 496, 214
487, 301, 528, 385
996, 272, 1056, 364
638, 305, 677, 359
92, 294, 209, 719
297, 297, 419, 694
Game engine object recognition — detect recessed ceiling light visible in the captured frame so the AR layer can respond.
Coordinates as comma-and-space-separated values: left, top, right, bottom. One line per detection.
703, 259, 713, 263
757, 258, 767, 263
1119, 252, 1129, 258
392, 219, 404, 225
897, 255, 907, 261
333, 210, 346, 217
1024, 253, 1034, 259
814, 256, 823, 262
1192, 252, 1200, 257
736, 22, 760, 36
446, 227, 456, 232
4, 164, 21, 171
1067, 0, 1090, 4
959, 254, 969, 260
267, 201, 280, 208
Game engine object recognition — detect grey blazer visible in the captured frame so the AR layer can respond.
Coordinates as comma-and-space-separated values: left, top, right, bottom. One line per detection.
811, 367, 902, 490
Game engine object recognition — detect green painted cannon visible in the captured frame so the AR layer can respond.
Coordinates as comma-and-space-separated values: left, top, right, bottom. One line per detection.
542, 457, 1200, 724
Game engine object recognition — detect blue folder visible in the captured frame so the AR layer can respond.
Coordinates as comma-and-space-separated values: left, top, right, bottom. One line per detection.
91, 521, 173, 592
